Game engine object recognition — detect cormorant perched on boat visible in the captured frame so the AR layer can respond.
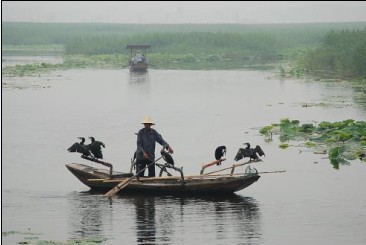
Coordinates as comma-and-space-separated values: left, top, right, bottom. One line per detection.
67, 137, 92, 157
234, 143, 265, 162
161, 148, 174, 166
215, 145, 227, 160
88, 137, 105, 159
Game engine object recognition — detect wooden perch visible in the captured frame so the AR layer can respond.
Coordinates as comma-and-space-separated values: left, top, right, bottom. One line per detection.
200, 158, 226, 174
81, 155, 113, 176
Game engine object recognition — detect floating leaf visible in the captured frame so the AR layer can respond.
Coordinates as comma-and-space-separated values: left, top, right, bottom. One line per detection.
279, 143, 289, 149
259, 125, 273, 135
305, 141, 316, 147
328, 146, 344, 160
260, 119, 366, 168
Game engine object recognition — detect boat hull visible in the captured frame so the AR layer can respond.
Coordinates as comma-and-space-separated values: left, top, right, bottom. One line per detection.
66, 163, 260, 195
129, 62, 148, 72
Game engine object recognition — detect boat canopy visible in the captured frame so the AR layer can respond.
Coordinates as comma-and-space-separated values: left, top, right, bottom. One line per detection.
126, 44, 151, 58
126, 45, 151, 50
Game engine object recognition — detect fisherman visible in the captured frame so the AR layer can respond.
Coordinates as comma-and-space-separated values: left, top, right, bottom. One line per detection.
136, 116, 174, 177
133, 51, 144, 64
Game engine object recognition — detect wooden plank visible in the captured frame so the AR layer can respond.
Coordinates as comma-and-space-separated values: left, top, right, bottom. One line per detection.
87, 170, 285, 184
87, 173, 249, 183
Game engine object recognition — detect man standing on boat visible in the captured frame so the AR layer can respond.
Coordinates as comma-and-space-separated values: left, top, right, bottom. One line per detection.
136, 116, 174, 177
133, 51, 145, 64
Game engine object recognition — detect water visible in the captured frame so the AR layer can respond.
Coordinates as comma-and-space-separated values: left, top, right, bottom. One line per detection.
2, 67, 366, 244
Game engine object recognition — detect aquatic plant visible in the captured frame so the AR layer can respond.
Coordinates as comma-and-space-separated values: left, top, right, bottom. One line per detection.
260, 118, 366, 167
37, 237, 108, 245
2, 230, 107, 245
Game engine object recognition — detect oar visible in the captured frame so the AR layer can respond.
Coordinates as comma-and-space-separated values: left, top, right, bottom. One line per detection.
104, 156, 162, 198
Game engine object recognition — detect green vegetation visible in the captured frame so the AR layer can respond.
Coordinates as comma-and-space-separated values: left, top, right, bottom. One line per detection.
260, 118, 366, 169
294, 29, 366, 79
5, 22, 364, 47
2, 44, 64, 56
2, 230, 107, 245
2, 22, 366, 79
2, 53, 126, 77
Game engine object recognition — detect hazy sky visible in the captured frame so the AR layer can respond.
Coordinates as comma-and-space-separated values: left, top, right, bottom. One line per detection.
2, 1, 366, 24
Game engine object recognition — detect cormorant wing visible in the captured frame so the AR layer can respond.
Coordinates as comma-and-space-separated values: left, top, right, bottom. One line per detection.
80, 145, 92, 157
88, 143, 103, 159
67, 142, 82, 153
95, 141, 105, 148
255, 145, 265, 157
68, 142, 91, 157
85, 141, 101, 158
92, 141, 104, 150
93, 150, 103, 159
234, 148, 246, 161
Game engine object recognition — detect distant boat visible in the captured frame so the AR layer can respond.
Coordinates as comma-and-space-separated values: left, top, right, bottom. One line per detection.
127, 45, 151, 72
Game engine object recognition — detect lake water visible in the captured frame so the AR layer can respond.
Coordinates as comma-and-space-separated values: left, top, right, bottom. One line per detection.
2, 66, 366, 244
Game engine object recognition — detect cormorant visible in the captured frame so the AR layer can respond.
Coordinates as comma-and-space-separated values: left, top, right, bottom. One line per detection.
88, 137, 105, 159
67, 137, 92, 157
215, 145, 227, 160
234, 143, 265, 162
160, 148, 174, 166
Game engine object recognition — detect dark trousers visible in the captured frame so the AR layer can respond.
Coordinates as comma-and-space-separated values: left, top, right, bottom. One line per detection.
136, 158, 155, 177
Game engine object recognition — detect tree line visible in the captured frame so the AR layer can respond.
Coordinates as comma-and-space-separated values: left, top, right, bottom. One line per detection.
300, 29, 366, 78
2, 22, 366, 78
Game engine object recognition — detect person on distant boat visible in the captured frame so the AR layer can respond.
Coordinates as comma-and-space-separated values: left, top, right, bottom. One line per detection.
133, 51, 144, 64
136, 116, 174, 178
131, 54, 136, 64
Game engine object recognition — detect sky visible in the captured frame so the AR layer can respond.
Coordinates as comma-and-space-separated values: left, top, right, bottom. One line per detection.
2, 1, 366, 24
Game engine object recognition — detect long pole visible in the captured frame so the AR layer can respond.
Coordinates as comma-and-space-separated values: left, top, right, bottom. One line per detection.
203, 160, 260, 175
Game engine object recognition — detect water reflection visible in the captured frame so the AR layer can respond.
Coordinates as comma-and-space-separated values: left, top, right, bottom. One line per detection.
352, 82, 366, 113
133, 195, 157, 244
67, 192, 105, 240
121, 193, 261, 244
129, 71, 150, 84
180, 194, 262, 243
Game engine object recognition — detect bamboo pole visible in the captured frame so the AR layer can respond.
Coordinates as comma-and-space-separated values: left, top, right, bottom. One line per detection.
203, 159, 262, 175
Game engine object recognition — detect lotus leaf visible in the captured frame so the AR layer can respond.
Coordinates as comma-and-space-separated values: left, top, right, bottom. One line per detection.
260, 119, 366, 167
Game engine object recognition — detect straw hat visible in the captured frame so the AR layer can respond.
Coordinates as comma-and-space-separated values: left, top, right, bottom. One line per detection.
141, 115, 155, 125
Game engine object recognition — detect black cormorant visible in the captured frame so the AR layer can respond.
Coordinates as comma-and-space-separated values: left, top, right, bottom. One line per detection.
160, 148, 174, 166
88, 137, 105, 159
215, 145, 227, 160
234, 143, 265, 162
67, 137, 92, 157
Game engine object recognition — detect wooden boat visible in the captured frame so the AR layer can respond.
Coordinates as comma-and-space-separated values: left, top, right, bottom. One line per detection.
127, 45, 151, 72
66, 156, 261, 195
